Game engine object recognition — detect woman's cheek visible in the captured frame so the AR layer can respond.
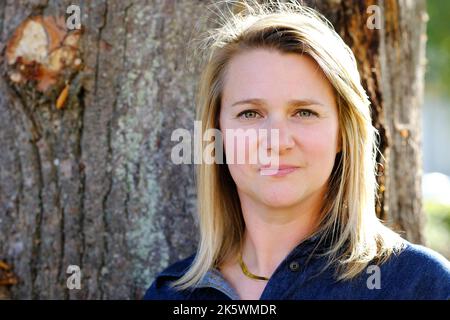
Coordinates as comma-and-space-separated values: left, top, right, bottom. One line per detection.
302, 126, 338, 171
223, 130, 261, 191
223, 129, 260, 166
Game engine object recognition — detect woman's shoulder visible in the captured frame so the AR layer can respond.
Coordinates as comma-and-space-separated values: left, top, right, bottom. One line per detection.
393, 241, 450, 273
143, 253, 196, 300
379, 240, 450, 299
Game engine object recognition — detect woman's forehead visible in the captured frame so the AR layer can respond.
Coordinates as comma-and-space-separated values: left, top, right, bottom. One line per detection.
221, 49, 335, 108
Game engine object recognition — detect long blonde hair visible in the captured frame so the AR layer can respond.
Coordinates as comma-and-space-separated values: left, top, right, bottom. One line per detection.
170, 0, 405, 291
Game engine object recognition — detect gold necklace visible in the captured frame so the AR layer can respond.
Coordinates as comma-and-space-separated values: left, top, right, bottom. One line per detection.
238, 251, 269, 281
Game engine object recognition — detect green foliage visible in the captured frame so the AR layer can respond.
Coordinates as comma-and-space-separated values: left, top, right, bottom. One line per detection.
425, 0, 450, 96
424, 200, 450, 259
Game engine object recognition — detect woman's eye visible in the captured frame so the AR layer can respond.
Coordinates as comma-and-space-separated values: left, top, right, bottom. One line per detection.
237, 110, 261, 119
295, 109, 317, 118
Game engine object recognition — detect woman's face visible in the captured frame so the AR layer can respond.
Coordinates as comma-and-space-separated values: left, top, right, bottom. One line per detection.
219, 49, 340, 208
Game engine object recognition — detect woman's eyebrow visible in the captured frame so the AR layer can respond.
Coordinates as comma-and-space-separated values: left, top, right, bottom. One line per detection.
231, 98, 325, 107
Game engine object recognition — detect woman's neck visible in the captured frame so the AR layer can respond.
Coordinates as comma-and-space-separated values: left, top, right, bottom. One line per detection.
238, 188, 324, 278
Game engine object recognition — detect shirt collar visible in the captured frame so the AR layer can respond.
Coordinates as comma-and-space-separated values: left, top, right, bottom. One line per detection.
158, 230, 335, 297
196, 230, 333, 299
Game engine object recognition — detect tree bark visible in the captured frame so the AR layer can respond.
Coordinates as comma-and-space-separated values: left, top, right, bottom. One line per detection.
0, 0, 427, 299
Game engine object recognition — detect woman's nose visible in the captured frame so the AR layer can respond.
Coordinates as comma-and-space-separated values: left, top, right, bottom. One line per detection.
263, 117, 295, 153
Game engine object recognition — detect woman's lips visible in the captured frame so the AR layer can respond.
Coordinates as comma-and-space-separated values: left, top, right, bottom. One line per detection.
259, 166, 300, 176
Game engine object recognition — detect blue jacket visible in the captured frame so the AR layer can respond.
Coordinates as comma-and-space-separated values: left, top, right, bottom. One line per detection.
143, 235, 450, 300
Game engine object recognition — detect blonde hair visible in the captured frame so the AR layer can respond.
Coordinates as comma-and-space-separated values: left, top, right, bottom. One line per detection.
170, 0, 405, 291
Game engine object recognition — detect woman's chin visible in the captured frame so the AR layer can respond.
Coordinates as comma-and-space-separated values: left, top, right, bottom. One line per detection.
258, 190, 304, 208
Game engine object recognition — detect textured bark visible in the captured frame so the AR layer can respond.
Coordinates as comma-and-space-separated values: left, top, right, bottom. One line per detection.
0, 0, 202, 299
0, 0, 427, 299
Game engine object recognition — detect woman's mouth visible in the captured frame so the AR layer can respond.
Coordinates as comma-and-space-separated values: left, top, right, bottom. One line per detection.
259, 166, 300, 177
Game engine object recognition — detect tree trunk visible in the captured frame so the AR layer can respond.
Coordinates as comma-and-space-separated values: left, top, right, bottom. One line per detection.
0, 0, 427, 299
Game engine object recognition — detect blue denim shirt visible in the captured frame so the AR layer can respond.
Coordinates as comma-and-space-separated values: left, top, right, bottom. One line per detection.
143, 234, 450, 300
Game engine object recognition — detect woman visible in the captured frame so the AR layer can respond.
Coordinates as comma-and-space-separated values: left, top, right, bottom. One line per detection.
144, 0, 450, 299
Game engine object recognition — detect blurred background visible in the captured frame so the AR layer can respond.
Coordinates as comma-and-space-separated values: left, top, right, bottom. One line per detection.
422, 0, 450, 259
